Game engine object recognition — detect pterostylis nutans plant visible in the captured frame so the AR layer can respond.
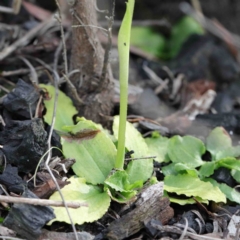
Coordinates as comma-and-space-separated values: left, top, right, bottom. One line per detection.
115, 0, 135, 169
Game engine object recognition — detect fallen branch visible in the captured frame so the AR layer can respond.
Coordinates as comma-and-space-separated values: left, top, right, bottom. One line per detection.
105, 182, 174, 239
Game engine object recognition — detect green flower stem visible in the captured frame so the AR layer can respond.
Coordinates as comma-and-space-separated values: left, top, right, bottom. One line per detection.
115, 0, 135, 169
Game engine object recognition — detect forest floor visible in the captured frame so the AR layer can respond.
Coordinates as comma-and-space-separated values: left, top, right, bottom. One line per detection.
0, 1, 240, 240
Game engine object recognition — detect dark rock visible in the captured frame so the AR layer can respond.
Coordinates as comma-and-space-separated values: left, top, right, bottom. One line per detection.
196, 113, 240, 131
0, 165, 25, 193
211, 167, 236, 187
146, 34, 240, 87
145, 219, 163, 236
220, 205, 240, 215
172, 35, 240, 84
205, 222, 213, 233
187, 113, 240, 139
209, 41, 239, 83
212, 92, 235, 113
179, 211, 205, 234
212, 80, 240, 113
2, 79, 40, 119
46, 125, 62, 157
3, 189, 55, 240
0, 118, 48, 173
129, 88, 173, 119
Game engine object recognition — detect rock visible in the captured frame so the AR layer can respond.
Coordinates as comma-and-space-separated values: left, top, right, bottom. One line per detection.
129, 88, 173, 119
3, 189, 55, 240
0, 118, 48, 173
3, 79, 40, 119
0, 164, 25, 193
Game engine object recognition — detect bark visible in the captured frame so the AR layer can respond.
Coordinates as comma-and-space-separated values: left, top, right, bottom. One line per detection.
105, 182, 174, 240
68, 0, 114, 126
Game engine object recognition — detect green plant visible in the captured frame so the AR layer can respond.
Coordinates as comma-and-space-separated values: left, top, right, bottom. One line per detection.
40, 2, 240, 224
41, 0, 154, 225
41, 85, 240, 223
130, 16, 204, 59
146, 127, 240, 205
43, 113, 153, 225
115, 0, 135, 169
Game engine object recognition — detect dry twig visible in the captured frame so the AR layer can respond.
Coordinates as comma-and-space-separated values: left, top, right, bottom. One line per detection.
53, 30, 71, 73
63, 73, 83, 105
0, 66, 46, 77
180, 3, 240, 50
45, 56, 79, 240
100, 0, 115, 82
125, 156, 156, 161
0, 195, 87, 208
54, 1, 68, 75
0, 17, 56, 61
0, 0, 21, 14
18, 56, 38, 84
43, 71, 79, 240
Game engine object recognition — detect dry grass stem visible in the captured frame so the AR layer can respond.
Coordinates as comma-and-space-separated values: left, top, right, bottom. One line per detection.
0, 195, 87, 208
0, 17, 56, 61
0, 0, 21, 14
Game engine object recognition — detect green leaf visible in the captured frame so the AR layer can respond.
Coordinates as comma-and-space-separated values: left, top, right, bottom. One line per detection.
206, 178, 240, 204
199, 157, 240, 178
167, 135, 205, 168
206, 127, 240, 160
113, 116, 153, 184
113, 116, 149, 158
216, 157, 240, 170
165, 16, 204, 59
106, 187, 137, 203
125, 159, 153, 184
130, 16, 204, 60
162, 163, 198, 176
174, 163, 199, 176
149, 176, 158, 185
105, 170, 141, 192
49, 177, 110, 225
161, 163, 178, 176
62, 118, 116, 184
231, 169, 240, 182
162, 163, 178, 176
199, 162, 216, 178
40, 84, 77, 132
164, 174, 226, 203
130, 26, 166, 57
145, 135, 170, 163
164, 191, 208, 205
104, 170, 141, 203
168, 197, 208, 205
